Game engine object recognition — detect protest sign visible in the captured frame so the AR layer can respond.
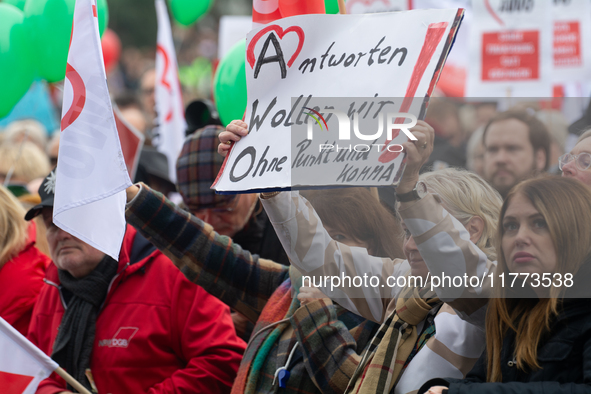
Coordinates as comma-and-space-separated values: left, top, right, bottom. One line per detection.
466, 0, 552, 97
213, 9, 463, 192
551, 0, 591, 85
347, 0, 471, 97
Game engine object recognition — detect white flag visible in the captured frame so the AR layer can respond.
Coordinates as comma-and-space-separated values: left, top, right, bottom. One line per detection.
0, 317, 58, 394
155, 0, 186, 183
55, 0, 132, 261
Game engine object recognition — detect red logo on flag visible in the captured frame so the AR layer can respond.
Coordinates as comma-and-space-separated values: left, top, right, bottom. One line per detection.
61, 63, 87, 131
156, 44, 174, 122
0, 371, 34, 394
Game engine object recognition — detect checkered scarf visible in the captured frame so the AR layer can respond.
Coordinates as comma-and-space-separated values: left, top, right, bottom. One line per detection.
346, 282, 441, 394
176, 125, 236, 211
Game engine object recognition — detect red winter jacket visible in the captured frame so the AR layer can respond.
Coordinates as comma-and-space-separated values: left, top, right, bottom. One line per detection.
27, 225, 245, 394
0, 222, 50, 335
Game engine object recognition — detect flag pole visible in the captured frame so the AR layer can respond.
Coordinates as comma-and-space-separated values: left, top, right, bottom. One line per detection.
55, 367, 93, 394
338, 0, 346, 14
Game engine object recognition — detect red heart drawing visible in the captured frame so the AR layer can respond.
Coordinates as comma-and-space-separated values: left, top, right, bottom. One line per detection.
247, 24, 305, 69
61, 63, 87, 131
484, 0, 504, 26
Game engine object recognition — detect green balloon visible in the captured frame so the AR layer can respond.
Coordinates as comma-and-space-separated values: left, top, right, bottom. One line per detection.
168, 0, 213, 27
2, 0, 26, 11
0, 4, 35, 118
24, 0, 109, 83
213, 40, 247, 127
325, 0, 340, 14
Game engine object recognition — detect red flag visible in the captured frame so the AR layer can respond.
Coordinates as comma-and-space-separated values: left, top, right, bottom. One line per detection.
113, 107, 145, 180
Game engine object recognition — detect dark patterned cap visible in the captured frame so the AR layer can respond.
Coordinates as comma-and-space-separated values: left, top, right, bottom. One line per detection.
25, 171, 56, 221
176, 125, 236, 212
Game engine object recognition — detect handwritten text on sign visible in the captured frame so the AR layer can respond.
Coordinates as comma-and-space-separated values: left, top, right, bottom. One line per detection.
213, 10, 463, 192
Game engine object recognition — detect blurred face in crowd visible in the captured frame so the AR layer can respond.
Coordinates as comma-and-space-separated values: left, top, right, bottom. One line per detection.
193, 194, 259, 238
42, 208, 105, 278
561, 137, 591, 187
484, 119, 546, 196
402, 222, 430, 279
323, 224, 369, 251
501, 193, 557, 288
471, 141, 486, 177
140, 69, 156, 119
402, 215, 484, 279
120, 107, 148, 135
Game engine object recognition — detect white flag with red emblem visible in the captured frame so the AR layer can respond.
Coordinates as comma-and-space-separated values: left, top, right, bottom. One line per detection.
0, 317, 58, 394
155, 0, 186, 183
55, 0, 132, 261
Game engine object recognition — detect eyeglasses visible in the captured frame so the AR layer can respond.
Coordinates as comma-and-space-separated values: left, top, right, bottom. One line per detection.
558, 152, 591, 171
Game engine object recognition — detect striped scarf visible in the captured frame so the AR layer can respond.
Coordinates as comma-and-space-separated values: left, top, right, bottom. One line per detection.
232, 267, 302, 394
346, 283, 441, 394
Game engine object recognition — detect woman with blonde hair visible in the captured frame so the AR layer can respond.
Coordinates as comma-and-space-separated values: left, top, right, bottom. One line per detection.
221, 120, 501, 393
0, 186, 50, 334
423, 176, 591, 393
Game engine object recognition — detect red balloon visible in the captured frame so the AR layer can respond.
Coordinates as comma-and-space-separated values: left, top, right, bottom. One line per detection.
101, 29, 121, 73
278, 0, 325, 17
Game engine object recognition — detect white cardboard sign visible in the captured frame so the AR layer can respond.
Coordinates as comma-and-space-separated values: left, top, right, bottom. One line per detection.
466, 0, 552, 97
213, 10, 463, 192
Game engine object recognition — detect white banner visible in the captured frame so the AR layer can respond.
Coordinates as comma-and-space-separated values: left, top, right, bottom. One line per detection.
213, 9, 463, 192
0, 317, 57, 394
466, 0, 552, 97
55, 0, 132, 261
155, 0, 187, 183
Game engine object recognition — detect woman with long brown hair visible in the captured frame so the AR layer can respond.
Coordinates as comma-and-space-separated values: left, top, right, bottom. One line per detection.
422, 176, 591, 394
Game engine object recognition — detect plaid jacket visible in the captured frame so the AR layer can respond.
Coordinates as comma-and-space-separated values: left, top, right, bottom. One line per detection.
125, 185, 379, 394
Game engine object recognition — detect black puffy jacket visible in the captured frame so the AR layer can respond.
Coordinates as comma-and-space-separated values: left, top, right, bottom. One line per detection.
419, 299, 591, 394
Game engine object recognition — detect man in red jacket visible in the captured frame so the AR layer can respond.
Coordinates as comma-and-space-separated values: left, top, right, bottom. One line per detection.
25, 172, 245, 394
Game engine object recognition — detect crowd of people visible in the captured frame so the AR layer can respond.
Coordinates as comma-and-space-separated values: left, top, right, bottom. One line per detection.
2, 75, 591, 394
